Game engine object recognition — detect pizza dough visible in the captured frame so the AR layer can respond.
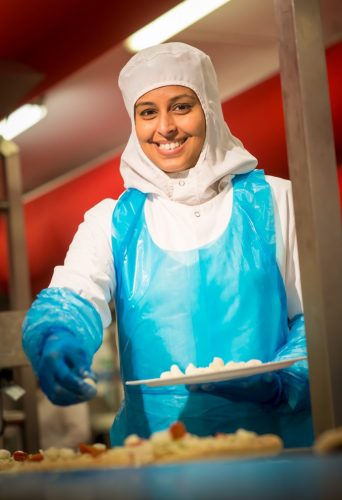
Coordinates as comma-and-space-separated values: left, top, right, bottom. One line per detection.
0, 422, 283, 474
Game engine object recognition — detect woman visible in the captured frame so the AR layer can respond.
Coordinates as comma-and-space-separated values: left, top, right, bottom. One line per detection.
23, 42, 313, 448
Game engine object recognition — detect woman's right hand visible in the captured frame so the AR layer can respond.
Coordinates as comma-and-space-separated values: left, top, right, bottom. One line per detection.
37, 331, 97, 406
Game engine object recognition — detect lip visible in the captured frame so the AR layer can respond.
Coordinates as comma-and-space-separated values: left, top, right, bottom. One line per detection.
152, 138, 188, 156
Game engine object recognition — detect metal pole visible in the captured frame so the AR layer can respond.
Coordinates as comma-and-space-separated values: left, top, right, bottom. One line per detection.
0, 138, 40, 452
273, 0, 342, 437
0, 138, 31, 309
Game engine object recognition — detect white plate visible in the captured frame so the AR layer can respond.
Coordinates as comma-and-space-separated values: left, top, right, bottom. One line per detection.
125, 356, 307, 387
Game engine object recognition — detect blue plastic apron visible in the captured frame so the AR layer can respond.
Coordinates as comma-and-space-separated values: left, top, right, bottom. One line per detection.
110, 169, 313, 447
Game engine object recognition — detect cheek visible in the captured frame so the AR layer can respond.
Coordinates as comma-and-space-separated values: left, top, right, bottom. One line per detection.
183, 112, 206, 139
135, 119, 151, 144
198, 112, 206, 140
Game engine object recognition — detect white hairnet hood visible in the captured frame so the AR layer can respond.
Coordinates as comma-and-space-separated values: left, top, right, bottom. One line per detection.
118, 42, 257, 204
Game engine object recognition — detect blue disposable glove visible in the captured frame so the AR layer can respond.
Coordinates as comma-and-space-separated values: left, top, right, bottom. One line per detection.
188, 372, 283, 406
37, 330, 97, 406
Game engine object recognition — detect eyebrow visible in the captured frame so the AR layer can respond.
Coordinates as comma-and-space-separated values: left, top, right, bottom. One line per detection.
135, 93, 197, 109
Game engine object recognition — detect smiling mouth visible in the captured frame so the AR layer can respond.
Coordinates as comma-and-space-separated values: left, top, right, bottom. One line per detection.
153, 137, 188, 151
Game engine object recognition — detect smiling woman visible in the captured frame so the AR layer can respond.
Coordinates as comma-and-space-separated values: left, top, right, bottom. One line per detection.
134, 86, 206, 173
22, 42, 313, 450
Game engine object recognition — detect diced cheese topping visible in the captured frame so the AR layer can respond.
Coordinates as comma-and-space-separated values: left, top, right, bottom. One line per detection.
150, 430, 171, 444
92, 443, 106, 450
159, 357, 262, 379
42, 447, 76, 460
0, 449, 11, 460
124, 434, 142, 446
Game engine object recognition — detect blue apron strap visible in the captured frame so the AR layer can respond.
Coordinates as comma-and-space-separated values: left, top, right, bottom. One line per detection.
112, 189, 147, 286
232, 169, 276, 256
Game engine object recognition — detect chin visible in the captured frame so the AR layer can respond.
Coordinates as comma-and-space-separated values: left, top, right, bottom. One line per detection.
157, 161, 196, 173
162, 167, 187, 173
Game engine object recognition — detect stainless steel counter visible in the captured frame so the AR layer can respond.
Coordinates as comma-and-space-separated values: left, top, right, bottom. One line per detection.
1, 450, 341, 500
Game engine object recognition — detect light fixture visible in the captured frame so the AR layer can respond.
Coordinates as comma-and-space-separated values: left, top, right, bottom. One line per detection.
0, 103, 47, 140
124, 0, 231, 53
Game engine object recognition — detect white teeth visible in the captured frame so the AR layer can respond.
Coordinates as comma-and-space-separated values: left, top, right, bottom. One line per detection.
158, 141, 183, 150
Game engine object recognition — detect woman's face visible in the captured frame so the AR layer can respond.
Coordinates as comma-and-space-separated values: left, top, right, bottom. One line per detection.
134, 85, 206, 173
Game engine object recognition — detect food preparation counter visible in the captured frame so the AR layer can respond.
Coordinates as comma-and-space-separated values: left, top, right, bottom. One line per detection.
1, 449, 341, 500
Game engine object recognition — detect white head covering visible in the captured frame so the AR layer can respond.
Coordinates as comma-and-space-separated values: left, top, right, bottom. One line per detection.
118, 42, 257, 204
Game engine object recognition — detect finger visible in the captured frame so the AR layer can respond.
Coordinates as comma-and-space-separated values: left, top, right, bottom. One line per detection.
77, 368, 98, 383
63, 348, 89, 372
47, 383, 93, 406
38, 367, 58, 399
38, 369, 83, 405
56, 361, 96, 398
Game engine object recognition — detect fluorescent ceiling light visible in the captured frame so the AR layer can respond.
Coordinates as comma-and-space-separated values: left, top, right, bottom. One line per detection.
0, 103, 47, 140
124, 0, 231, 52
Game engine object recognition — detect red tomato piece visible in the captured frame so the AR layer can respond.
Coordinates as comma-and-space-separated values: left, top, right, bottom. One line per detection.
28, 453, 44, 462
170, 421, 186, 440
13, 450, 29, 461
79, 443, 105, 457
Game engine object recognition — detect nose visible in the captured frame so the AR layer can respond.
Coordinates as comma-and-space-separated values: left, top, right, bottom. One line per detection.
157, 111, 177, 138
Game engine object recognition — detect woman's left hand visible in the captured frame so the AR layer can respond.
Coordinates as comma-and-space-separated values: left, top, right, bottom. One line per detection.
187, 372, 283, 406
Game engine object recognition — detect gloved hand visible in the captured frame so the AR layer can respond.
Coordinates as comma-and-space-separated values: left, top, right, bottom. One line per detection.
37, 330, 97, 406
188, 372, 283, 406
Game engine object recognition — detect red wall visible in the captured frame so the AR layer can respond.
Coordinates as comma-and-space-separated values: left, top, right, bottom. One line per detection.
222, 41, 342, 176
0, 157, 124, 298
1, 42, 341, 300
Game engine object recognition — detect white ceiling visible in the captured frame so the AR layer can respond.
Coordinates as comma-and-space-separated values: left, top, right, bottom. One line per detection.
15, 0, 342, 200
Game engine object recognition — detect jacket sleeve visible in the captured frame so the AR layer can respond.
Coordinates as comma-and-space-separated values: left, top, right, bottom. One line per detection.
269, 176, 311, 411
22, 287, 103, 374
22, 199, 116, 371
48, 198, 116, 327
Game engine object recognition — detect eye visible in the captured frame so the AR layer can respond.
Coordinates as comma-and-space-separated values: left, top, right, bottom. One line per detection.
138, 108, 157, 119
172, 103, 193, 113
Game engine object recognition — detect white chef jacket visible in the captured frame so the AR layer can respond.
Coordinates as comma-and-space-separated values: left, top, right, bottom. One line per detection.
50, 174, 303, 330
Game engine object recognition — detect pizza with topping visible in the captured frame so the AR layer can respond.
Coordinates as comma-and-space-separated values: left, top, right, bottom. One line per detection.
0, 422, 283, 473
